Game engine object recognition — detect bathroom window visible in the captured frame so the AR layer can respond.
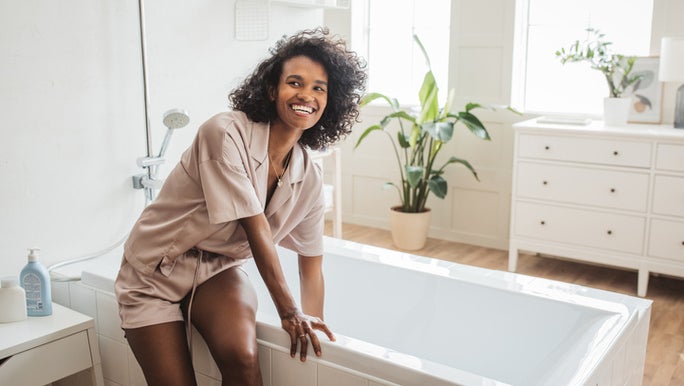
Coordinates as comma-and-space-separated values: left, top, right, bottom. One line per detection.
351, 0, 451, 106
515, 0, 654, 116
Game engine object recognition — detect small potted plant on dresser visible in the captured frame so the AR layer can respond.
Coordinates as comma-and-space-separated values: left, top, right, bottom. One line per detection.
556, 28, 642, 125
355, 35, 508, 250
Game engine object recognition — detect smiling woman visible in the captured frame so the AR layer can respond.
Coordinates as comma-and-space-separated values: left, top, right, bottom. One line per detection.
115, 27, 366, 386
270, 56, 329, 140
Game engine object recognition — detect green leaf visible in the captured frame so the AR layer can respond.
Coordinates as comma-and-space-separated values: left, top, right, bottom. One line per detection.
457, 112, 490, 140
444, 157, 480, 181
354, 124, 383, 149
422, 121, 454, 142
413, 34, 431, 69
360, 92, 400, 110
427, 175, 447, 199
405, 166, 423, 188
409, 123, 421, 148
387, 110, 417, 124
397, 131, 410, 148
465, 102, 483, 113
441, 88, 455, 119
418, 71, 439, 123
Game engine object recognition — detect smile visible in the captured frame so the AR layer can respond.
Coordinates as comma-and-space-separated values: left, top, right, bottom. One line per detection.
290, 104, 315, 114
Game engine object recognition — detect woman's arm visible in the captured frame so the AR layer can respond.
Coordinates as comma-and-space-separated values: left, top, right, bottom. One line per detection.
239, 213, 334, 360
298, 254, 325, 319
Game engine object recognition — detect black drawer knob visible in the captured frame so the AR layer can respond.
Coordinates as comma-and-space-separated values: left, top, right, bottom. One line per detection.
540, 220, 546, 225
610, 188, 616, 193
613, 150, 619, 156
544, 145, 550, 150
607, 230, 613, 235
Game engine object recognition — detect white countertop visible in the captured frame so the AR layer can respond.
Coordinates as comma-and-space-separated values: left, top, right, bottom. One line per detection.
514, 117, 684, 140
0, 303, 94, 359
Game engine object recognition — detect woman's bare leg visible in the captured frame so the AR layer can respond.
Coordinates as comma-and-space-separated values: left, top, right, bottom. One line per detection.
125, 321, 196, 386
188, 267, 262, 386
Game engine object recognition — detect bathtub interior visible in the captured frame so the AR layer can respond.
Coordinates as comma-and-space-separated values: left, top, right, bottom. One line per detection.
56, 237, 650, 386
243, 241, 635, 386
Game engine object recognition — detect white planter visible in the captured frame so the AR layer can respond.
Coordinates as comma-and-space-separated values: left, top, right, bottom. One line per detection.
388, 206, 431, 250
603, 97, 631, 126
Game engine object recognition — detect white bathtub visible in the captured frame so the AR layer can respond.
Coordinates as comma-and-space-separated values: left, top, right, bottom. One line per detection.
52, 237, 651, 386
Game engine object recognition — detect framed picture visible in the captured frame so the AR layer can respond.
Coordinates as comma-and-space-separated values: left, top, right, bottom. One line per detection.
626, 57, 663, 123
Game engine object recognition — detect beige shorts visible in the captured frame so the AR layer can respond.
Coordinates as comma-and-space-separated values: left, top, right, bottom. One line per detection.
114, 248, 246, 329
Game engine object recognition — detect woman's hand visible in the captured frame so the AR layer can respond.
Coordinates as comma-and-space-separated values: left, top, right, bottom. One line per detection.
281, 309, 335, 361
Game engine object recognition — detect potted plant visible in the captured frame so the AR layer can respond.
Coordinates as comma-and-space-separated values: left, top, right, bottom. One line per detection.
555, 28, 641, 125
354, 35, 501, 250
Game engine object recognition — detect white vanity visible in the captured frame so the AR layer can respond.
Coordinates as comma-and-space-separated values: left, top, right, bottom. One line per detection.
509, 118, 684, 296
0, 303, 104, 385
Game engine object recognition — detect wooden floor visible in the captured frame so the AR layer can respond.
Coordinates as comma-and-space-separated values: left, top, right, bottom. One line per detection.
324, 222, 684, 386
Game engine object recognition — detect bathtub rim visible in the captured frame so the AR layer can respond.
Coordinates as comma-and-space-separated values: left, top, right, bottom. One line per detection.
256, 237, 651, 385
56, 236, 652, 385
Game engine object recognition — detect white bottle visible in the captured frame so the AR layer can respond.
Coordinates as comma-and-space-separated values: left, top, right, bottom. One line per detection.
20, 247, 53, 316
0, 276, 28, 323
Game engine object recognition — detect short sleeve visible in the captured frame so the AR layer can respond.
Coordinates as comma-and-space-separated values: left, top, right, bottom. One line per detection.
278, 192, 325, 256
198, 160, 262, 224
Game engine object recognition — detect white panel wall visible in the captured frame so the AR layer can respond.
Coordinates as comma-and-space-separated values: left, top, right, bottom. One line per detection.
324, 0, 684, 251
0, 0, 324, 277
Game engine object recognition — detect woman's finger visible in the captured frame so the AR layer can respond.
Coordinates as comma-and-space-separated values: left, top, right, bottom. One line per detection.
309, 330, 322, 356
299, 332, 308, 361
288, 327, 298, 357
313, 321, 336, 342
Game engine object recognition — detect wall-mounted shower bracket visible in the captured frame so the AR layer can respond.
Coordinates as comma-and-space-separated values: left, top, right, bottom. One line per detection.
132, 174, 164, 190
136, 156, 165, 168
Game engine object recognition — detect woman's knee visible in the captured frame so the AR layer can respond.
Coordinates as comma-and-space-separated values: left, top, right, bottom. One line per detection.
213, 338, 260, 370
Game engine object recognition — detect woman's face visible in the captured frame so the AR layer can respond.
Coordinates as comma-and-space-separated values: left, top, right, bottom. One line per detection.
271, 55, 328, 131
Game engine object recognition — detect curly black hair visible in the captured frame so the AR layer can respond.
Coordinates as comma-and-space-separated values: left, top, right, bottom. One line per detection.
229, 27, 367, 150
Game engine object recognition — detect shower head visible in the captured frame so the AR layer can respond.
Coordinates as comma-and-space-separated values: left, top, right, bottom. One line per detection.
158, 108, 190, 158
163, 108, 190, 130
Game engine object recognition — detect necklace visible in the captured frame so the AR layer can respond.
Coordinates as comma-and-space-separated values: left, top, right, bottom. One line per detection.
268, 149, 292, 188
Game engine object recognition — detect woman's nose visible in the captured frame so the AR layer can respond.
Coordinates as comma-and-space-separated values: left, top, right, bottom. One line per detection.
297, 91, 314, 101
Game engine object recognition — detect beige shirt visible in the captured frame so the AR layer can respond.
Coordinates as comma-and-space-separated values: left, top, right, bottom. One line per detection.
124, 111, 325, 275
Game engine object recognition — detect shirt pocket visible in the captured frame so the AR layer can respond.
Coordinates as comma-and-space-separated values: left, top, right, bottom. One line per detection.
158, 255, 177, 277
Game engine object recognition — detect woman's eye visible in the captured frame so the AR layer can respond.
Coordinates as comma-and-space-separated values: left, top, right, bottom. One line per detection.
289, 81, 301, 87
314, 86, 326, 92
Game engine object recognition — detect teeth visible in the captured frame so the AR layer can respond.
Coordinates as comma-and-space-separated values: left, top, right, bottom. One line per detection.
291, 104, 313, 114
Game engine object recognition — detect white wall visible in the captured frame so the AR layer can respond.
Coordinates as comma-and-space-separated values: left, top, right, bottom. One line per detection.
326, 0, 684, 250
2, 0, 682, 278
0, 0, 324, 277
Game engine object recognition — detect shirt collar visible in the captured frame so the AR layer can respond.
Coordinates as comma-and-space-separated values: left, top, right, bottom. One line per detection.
249, 121, 306, 185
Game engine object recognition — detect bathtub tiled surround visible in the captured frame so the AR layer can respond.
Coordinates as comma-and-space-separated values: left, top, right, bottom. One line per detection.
52, 237, 651, 385
51, 255, 400, 386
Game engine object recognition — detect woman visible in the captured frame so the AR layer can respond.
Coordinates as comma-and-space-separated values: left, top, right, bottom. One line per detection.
115, 27, 366, 385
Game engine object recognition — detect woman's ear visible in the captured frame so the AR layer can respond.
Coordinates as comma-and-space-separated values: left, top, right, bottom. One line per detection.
268, 86, 276, 102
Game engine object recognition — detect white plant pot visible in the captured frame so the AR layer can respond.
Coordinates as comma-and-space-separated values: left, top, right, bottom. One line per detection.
388, 206, 431, 250
603, 97, 631, 126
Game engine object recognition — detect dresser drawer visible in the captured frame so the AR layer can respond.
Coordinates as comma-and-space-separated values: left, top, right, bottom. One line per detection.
656, 143, 684, 172
0, 331, 92, 385
652, 175, 684, 218
513, 202, 645, 254
517, 134, 652, 167
648, 219, 684, 262
516, 162, 649, 212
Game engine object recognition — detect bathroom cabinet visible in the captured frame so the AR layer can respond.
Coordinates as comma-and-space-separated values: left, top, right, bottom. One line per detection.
0, 303, 104, 385
509, 118, 684, 296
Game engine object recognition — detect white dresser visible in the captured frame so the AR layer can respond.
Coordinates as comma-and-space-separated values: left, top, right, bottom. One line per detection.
509, 118, 684, 296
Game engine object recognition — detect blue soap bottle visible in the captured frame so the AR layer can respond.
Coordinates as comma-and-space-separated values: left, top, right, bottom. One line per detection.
20, 247, 52, 316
